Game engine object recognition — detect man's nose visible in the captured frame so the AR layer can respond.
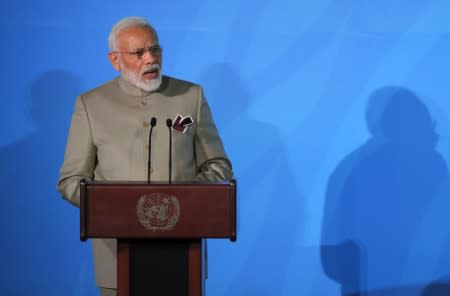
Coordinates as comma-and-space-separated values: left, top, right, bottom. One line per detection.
142, 49, 157, 63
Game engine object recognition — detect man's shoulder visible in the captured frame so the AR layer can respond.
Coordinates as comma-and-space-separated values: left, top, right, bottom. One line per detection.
160, 75, 202, 96
163, 75, 197, 86
79, 77, 120, 99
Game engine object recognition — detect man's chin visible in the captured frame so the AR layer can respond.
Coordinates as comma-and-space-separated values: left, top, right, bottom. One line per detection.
140, 75, 162, 92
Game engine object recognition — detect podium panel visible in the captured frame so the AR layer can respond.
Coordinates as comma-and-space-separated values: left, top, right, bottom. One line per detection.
80, 180, 236, 296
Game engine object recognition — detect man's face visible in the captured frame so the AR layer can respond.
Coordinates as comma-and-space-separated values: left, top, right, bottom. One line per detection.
109, 26, 162, 91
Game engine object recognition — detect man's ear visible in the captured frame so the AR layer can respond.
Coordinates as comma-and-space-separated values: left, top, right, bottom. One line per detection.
108, 52, 121, 71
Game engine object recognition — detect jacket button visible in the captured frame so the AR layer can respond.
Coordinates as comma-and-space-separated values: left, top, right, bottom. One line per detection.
143, 121, 150, 128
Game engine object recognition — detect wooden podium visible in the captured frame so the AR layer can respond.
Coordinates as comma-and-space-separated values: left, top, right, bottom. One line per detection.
80, 179, 237, 296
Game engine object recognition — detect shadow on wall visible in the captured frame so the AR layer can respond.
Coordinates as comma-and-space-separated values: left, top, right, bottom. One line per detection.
199, 63, 306, 296
422, 276, 450, 295
0, 70, 96, 294
320, 86, 450, 296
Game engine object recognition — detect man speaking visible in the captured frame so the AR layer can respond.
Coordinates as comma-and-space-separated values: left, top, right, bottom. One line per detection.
57, 16, 233, 296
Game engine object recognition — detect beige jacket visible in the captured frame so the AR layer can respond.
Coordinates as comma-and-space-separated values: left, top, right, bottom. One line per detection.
57, 75, 232, 288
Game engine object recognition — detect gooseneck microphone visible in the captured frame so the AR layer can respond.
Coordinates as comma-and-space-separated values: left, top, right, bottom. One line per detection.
147, 117, 157, 183
166, 118, 173, 184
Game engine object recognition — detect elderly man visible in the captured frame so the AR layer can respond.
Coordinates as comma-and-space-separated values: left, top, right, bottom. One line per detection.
57, 16, 232, 296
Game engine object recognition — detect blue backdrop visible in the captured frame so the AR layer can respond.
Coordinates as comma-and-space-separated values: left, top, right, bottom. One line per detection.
1, 1, 450, 295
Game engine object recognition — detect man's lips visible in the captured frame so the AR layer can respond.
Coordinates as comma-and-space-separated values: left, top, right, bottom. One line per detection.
142, 68, 159, 79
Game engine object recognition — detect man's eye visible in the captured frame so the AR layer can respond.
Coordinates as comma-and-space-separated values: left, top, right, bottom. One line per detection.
150, 46, 161, 54
134, 49, 145, 57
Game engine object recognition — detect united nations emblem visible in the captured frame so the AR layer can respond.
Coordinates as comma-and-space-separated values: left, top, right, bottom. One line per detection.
136, 193, 180, 231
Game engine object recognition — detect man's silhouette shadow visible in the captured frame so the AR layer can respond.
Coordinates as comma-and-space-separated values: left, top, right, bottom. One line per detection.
199, 63, 306, 296
321, 86, 449, 296
0, 70, 96, 295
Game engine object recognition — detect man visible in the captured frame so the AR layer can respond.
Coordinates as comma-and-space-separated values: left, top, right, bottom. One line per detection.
57, 16, 233, 296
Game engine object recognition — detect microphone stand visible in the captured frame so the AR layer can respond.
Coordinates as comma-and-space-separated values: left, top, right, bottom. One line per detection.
147, 117, 157, 183
166, 118, 173, 184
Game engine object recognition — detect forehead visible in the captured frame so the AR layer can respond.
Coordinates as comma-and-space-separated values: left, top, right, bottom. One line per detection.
116, 26, 157, 50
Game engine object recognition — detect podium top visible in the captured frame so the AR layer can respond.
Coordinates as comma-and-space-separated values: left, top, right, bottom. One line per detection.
81, 179, 234, 186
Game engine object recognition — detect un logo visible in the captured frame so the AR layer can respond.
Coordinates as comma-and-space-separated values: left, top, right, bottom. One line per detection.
136, 193, 180, 231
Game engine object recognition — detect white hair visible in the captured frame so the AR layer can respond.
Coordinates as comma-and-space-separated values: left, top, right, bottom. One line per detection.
108, 16, 159, 51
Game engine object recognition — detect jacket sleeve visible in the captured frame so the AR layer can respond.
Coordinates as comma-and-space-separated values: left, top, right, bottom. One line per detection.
193, 87, 233, 182
57, 96, 97, 207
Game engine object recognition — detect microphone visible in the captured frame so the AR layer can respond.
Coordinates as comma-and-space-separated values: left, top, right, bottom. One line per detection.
166, 118, 173, 184
147, 117, 157, 183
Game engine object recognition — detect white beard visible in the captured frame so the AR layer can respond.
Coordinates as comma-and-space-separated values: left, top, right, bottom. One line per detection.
120, 63, 162, 92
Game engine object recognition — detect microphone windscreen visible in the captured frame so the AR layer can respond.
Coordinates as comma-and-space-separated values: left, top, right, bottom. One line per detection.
166, 118, 173, 127
150, 117, 157, 127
